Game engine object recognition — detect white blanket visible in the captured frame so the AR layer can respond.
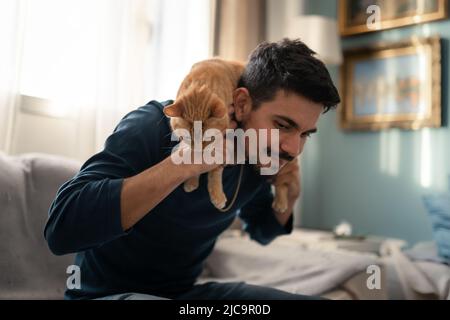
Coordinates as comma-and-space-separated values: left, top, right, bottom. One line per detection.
198, 233, 378, 296
379, 241, 450, 300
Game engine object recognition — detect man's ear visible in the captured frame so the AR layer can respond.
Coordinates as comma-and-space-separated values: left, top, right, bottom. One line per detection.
163, 101, 184, 117
233, 88, 252, 122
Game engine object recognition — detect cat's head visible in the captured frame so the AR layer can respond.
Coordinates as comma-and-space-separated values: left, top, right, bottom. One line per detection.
163, 84, 229, 142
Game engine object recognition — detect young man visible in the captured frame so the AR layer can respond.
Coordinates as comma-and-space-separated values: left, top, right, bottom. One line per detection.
44, 38, 340, 300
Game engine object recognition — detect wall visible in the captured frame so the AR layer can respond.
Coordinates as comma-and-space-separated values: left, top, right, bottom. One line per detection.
267, 0, 450, 245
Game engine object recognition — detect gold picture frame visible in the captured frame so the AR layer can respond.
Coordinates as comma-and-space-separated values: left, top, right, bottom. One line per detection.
339, 0, 448, 36
339, 36, 441, 131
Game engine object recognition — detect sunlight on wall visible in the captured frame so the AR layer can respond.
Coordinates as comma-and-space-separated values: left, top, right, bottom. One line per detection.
420, 128, 432, 188
379, 129, 400, 177
420, 23, 431, 37
428, 129, 447, 191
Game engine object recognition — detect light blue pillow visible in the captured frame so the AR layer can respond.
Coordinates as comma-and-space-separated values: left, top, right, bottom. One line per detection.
423, 193, 450, 263
434, 228, 450, 258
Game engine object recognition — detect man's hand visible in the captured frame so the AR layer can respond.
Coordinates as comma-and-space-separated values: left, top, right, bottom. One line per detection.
172, 104, 239, 180
274, 160, 300, 204
270, 159, 301, 226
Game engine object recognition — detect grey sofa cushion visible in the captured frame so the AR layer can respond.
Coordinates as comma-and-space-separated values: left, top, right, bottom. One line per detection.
0, 152, 80, 299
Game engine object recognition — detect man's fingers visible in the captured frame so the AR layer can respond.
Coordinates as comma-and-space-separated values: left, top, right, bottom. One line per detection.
273, 174, 294, 186
271, 160, 300, 185
278, 164, 298, 176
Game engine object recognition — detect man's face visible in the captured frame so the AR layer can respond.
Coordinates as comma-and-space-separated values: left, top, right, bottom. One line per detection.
233, 88, 323, 170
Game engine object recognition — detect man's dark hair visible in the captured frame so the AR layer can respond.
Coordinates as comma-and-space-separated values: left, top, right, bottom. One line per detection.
238, 38, 341, 113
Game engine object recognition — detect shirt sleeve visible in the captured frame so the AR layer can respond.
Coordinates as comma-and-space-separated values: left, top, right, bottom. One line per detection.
44, 102, 170, 255
238, 182, 293, 245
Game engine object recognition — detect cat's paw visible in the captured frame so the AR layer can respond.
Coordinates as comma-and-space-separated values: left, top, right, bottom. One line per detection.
211, 192, 227, 210
184, 181, 199, 192
272, 198, 288, 214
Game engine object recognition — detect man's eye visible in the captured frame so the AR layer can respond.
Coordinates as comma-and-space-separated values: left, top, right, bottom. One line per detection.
301, 132, 312, 138
275, 121, 290, 130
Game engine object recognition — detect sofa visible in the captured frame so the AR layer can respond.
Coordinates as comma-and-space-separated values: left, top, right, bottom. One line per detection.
5, 151, 447, 300
0, 152, 80, 299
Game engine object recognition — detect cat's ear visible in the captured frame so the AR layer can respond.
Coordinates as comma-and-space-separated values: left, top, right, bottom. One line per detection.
210, 96, 227, 118
163, 101, 184, 117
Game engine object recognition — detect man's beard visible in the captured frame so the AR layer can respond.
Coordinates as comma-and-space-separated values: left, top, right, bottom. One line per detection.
235, 119, 294, 177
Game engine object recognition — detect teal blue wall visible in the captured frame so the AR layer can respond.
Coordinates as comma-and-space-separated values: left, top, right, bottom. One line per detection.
299, 0, 450, 245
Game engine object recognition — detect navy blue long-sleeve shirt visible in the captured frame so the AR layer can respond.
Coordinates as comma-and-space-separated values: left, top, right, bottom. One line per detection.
44, 100, 293, 300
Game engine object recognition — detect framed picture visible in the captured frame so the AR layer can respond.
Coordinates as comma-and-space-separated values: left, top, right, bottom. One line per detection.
339, 36, 441, 131
339, 0, 448, 36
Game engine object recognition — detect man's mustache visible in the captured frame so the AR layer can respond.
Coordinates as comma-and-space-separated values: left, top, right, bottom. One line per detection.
266, 148, 294, 162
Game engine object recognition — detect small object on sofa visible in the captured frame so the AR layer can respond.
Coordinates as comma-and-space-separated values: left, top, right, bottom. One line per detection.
333, 221, 353, 237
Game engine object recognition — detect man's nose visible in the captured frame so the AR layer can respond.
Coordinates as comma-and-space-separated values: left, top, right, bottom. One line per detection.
280, 135, 304, 158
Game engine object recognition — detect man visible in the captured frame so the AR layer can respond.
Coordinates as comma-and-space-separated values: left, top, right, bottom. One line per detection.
44, 38, 340, 300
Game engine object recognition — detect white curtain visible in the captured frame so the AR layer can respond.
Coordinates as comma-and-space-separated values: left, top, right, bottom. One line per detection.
0, 0, 25, 152
146, 0, 211, 101
96, 0, 211, 151
93, 0, 154, 152
0, 0, 211, 158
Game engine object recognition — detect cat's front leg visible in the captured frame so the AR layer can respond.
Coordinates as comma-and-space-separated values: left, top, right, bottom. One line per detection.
272, 184, 289, 213
208, 167, 227, 210
184, 176, 200, 192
